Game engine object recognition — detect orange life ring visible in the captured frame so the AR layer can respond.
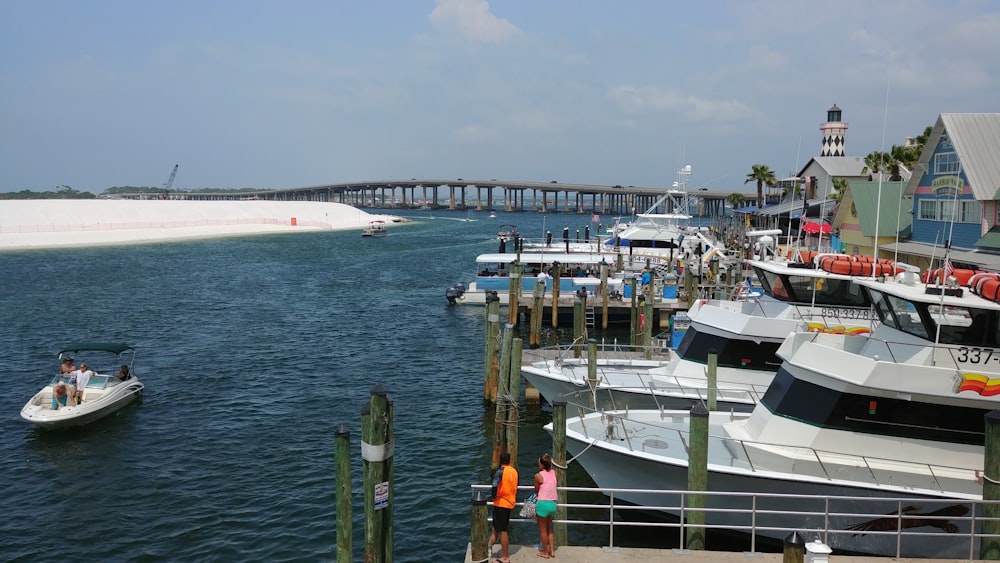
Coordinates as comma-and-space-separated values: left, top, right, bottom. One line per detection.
968, 272, 1000, 293
817, 256, 901, 277
977, 279, 1000, 302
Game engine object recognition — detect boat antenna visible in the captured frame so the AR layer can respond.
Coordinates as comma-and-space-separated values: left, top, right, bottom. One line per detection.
789, 136, 802, 259
872, 75, 890, 277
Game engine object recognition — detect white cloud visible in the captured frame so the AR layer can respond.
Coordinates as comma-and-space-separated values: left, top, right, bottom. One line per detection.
609, 86, 752, 122
429, 0, 519, 42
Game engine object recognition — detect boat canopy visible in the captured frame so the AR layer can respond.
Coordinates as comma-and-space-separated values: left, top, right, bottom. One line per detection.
58, 342, 134, 355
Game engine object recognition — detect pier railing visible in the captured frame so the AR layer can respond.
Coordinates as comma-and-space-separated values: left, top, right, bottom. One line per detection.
470, 483, 1000, 559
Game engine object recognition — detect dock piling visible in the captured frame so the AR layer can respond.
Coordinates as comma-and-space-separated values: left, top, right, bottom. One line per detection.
981, 410, 1000, 559
507, 262, 521, 326
551, 262, 562, 327
530, 281, 544, 347
552, 397, 568, 550
484, 291, 501, 403
686, 402, 708, 551
470, 488, 491, 563
335, 424, 352, 562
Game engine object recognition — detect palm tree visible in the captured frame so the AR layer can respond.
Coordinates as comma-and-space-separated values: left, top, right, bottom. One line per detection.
830, 177, 849, 201
862, 151, 898, 180
727, 192, 746, 208
744, 164, 776, 209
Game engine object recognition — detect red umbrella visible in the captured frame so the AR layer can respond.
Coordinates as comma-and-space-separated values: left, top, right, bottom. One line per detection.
802, 221, 831, 234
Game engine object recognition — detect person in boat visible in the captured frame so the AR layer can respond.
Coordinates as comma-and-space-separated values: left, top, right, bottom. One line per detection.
60, 357, 76, 374
117, 365, 131, 381
72, 363, 94, 405
52, 383, 69, 410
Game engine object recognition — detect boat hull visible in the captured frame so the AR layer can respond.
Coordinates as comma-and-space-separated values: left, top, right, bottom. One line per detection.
21, 380, 144, 429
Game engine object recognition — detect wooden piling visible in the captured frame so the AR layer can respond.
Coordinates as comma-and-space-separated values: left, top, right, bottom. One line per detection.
686, 402, 708, 551
982, 410, 1000, 559
507, 262, 521, 326
599, 259, 609, 329
707, 350, 718, 412
782, 531, 805, 563
627, 278, 638, 346
507, 337, 523, 467
471, 488, 491, 563
530, 280, 545, 347
642, 298, 653, 360
550, 262, 562, 328
362, 384, 393, 563
494, 324, 515, 469
484, 292, 501, 403
336, 424, 352, 563
551, 397, 568, 549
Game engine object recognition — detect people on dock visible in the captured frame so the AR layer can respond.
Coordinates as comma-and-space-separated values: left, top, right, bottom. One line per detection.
488, 450, 519, 563
72, 362, 94, 405
533, 453, 558, 559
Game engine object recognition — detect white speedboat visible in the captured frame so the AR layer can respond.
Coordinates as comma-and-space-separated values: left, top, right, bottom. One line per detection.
21, 342, 144, 429
361, 221, 388, 237
550, 266, 1000, 558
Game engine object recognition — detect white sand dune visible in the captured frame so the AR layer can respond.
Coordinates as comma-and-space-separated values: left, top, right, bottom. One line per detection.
0, 199, 402, 250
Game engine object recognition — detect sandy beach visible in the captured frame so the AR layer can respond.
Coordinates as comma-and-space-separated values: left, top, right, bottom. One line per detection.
0, 200, 403, 251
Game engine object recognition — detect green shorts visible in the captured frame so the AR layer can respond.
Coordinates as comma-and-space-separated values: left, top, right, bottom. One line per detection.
535, 500, 557, 518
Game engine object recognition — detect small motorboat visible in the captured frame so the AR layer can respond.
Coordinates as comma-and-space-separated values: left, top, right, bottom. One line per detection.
20, 342, 144, 429
361, 221, 388, 237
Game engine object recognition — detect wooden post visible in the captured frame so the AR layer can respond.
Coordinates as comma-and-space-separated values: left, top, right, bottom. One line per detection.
782, 531, 805, 563
494, 324, 514, 469
616, 252, 623, 273
710, 258, 720, 299
507, 337, 523, 467
362, 384, 392, 563
684, 264, 697, 307
471, 488, 491, 563
686, 402, 708, 551
599, 259, 609, 329
530, 281, 545, 347
484, 291, 501, 403
336, 424, 352, 563
383, 394, 394, 563
550, 261, 562, 327
982, 410, 1000, 559
507, 262, 521, 326
627, 278, 638, 347
643, 298, 653, 360
707, 350, 718, 412
551, 397, 568, 549
573, 295, 584, 358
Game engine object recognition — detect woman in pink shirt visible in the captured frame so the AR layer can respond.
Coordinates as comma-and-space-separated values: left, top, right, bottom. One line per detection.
533, 453, 557, 558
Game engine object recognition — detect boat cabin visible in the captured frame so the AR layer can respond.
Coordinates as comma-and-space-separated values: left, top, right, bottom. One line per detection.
473, 252, 617, 294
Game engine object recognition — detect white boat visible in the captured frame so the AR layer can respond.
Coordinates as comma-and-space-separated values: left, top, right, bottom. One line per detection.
489, 211, 497, 219
520, 252, 879, 411
551, 265, 1000, 557
361, 221, 387, 237
21, 342, 144, 429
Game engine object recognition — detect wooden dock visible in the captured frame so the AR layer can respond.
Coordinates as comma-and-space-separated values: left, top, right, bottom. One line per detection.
464, 544, 976, 562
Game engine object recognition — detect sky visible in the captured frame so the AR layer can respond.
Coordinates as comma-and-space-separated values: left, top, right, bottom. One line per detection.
1, 0, 998, 195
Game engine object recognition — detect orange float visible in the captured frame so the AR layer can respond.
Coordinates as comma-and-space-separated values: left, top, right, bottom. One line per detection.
817, 255, 902, 277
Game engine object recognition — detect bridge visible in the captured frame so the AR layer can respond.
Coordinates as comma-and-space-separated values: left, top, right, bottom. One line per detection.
141, 178, 737, 217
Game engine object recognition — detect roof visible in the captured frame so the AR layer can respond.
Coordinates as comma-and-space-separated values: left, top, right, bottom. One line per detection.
796, 156, 869, 179
883, 241, 1000, 270
907, 113, 1000, 199
58, 342, 133, 355
976, 226, 1000, 251
755, 197, 838, 218
848, 180, 912, 237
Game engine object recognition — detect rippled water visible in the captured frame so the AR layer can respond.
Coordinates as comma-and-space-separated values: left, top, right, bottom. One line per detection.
0, 210, 629, 562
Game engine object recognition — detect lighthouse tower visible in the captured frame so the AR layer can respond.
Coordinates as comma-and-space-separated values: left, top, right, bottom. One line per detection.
820, 104, 847, 156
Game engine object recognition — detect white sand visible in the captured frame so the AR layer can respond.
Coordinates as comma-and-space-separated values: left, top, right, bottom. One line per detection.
0, 199, 403, 250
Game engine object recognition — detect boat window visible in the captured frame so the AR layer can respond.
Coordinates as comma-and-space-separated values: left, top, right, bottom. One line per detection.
784, 275, 867, 307
926, 306, 999, 346
754, 268, 780, 299
674, 326, 781, 370
870, 291, 927, 339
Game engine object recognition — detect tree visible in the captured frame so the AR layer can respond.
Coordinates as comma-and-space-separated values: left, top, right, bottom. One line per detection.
830, 177, 849, 201
726, 192, 746, 209
744, 164, 776, 209
862, 151, 898, 180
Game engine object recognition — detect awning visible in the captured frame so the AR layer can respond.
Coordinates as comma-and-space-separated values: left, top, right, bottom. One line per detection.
883, 241, 1000, 270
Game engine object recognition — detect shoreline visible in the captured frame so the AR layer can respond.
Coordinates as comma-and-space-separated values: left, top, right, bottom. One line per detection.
0, 200, 403, 251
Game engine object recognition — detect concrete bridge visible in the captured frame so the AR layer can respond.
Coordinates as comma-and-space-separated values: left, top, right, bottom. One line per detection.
147, 178, 736, 217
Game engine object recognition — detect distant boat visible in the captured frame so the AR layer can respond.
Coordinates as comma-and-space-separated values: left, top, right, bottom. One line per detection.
489, 211, 497, 219
361, 221, 387, 237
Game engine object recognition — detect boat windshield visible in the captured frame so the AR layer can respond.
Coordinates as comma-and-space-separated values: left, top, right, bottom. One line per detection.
753, 267, 868, 306
868, 289, 1000, 346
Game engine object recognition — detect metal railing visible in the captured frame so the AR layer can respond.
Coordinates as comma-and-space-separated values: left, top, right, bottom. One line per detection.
470, 483, 1000, 559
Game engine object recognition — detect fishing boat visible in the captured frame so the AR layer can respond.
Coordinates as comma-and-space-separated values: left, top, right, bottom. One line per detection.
21, 342, 144, 429
550, 265, 1000, 558
361, 221, 388, 237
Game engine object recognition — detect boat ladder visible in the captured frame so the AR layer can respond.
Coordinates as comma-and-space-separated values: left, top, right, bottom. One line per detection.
585, 306, 596, 327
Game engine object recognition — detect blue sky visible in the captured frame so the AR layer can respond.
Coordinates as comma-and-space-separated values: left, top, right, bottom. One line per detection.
2, 0, 997, 194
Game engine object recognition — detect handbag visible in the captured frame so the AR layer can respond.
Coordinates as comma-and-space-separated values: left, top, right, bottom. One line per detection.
520, 493, 537, 518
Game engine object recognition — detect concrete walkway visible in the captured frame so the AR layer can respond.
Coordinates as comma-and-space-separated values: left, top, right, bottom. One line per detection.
464, 544, 978, 562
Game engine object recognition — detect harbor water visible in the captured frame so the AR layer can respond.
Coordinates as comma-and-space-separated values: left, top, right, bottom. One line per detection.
0, 209, 667, 562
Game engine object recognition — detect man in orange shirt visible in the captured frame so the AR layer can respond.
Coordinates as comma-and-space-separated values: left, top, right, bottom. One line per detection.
488, 451, 519, 563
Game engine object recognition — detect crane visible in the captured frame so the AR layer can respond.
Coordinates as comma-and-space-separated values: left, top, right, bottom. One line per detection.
162, 164, 179, 195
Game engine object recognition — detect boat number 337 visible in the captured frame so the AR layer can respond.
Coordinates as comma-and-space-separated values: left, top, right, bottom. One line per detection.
956, 347, 999, 365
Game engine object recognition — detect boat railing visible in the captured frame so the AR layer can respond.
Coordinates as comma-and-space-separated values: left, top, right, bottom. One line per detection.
568, 400, 982, 497
789, 303, 878, 330
468, 483, 1000, 559
797, 330, 1000, 374
521, 339, 672, 368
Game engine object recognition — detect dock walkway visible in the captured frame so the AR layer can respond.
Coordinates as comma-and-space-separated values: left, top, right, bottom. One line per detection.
464, 544, 975, 562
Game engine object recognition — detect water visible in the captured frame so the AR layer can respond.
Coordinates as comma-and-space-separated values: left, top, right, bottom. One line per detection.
0, 210, 634, 562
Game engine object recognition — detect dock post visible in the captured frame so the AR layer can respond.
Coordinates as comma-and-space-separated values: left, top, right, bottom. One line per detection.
550, 261, 562, 328
782, 531, 805, 563
599, 259, 609, 329
530, 281, 545, 347
981, 410, 1000, 559
494, 324, 515, 468
507, 337, 523, 461
361, 384, 393, 563
336, 424, 352, 563
507, 262, 521, 326
642, 297, 653, 360
627, 278, 638, 346
551, 397, 568, 550
484, 291, 501, 403
573, 295, 584, 358
707, 350, 718, 411
684, 264, 697, 306
616, 253, 623, 273
470, 488, 491, 563
686, 402, 708, 551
